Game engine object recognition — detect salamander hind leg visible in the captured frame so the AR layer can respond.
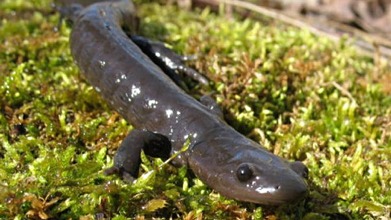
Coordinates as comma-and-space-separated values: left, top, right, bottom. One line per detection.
104, 129, 172, 182
131, 35, 209, 86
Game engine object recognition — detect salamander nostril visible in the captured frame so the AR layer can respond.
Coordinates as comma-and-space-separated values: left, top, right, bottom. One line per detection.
290, 161, 309, 179
275, 185, 281, 190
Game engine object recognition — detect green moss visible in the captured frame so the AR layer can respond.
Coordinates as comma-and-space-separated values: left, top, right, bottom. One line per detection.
1, 0, 390, 219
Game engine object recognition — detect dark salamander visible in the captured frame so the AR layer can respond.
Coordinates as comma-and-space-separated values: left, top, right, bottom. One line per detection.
56, 0, 308, 205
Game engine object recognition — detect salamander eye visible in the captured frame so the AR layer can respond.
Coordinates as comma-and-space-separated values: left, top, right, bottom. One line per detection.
236, 164, 253, 182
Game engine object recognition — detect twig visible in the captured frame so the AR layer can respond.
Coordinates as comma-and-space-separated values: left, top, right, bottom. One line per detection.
331, 81, 357, 104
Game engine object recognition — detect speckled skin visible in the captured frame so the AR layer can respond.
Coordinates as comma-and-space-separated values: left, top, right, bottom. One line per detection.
57, 0, 308, 205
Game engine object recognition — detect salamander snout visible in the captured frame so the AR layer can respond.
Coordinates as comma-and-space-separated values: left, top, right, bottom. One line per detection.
263, 172, 308, 204
188, 139, 308, 205
232, 161, 308, 205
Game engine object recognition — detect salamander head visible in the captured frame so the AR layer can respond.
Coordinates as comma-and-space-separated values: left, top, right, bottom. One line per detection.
188, 139, 308, 205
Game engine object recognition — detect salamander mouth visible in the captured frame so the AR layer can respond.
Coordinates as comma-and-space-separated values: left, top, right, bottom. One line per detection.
233, 187, 307, 205
252, 181, 307, 204
215, 173, 308, 205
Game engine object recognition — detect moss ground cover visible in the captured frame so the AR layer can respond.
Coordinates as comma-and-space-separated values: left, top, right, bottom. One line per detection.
0, 0, 390, 219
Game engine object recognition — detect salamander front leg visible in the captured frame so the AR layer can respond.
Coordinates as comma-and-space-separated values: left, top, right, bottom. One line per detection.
130, 35, 209, 85
104, 129, 172, 182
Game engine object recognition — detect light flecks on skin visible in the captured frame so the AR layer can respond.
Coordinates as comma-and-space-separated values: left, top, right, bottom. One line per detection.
255, 186, 278, 194
115, 72, 127, 84
131, 85, 141, 98
99, 60, 106, 68
168, 126, 174, 136
175, 111, 181, 124
146, 99, 158, 109
95, 86, 101, 92
245, 173, 263, 191
166, 109, 181, 122
183, 132, 198, 141
248, 177, 277, 195
125, 92, 132, 103
166, 109, 173, 118
117, 73, 127, 84
162, 57, 176, 69
153, 50, 176, 69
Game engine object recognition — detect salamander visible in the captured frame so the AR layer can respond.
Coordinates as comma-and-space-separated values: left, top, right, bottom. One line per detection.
56, 0, 308, 205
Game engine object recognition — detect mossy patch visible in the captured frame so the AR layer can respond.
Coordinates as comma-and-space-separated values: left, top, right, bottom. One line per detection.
0, 0, 390, 219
